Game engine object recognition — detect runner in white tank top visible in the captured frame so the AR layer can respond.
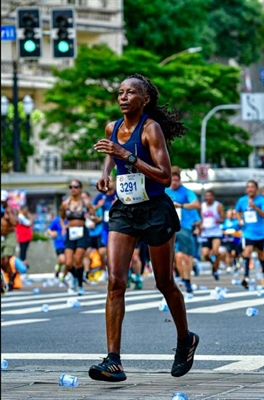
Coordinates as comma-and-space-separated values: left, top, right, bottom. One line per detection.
200, 190, 225, 281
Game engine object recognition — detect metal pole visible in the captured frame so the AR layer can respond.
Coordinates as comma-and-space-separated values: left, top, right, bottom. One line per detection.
12, 60, 20, 172
200, 104, 241, 164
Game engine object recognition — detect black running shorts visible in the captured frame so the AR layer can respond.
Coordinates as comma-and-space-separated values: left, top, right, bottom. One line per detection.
108, 194, 180, 247
65, 226, 91, 250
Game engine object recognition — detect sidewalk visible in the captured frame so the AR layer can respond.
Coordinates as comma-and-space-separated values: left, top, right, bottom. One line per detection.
1, 367, 263, 399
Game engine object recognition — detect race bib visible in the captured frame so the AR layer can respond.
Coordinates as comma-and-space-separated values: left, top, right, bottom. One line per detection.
176, 207, 182, 220
203, 217, 216, 229
244, 211, 257, 224
104, 211, 109, 223
69, 226, 84, 240
116, 173, 149, 204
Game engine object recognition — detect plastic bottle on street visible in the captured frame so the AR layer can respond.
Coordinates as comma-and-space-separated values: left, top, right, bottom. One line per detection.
67, 299, 81, 308
172, 392, 188, 400
41, 304, 49, 312
158, 297, 169, 311
231, 279, 241, 285
199, 285, 208, 291
1, 359, 8, 370
33, 288, 40, 294
246, 307, 258, 317
59, 373, 79, 387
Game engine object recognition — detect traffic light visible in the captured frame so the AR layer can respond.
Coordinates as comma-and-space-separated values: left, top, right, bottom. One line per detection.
16, 7, 42, 58
51, 8, 76, 58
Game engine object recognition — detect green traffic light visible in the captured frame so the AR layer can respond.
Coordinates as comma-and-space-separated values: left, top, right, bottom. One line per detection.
24, 40, 36, 53
58, 41, 70, 53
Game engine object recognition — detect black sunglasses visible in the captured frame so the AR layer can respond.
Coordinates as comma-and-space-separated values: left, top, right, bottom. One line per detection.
69, 185, 80, 189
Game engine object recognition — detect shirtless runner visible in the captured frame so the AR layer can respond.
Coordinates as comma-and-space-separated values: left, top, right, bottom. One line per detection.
1, 190, 18, 291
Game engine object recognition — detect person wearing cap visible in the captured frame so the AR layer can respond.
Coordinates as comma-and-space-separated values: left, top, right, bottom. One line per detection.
1, 190, 18, 290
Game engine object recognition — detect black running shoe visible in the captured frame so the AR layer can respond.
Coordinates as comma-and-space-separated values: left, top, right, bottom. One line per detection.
212, 271, 219, 281
241, 278, 249, 290
88, 356, 127, 382
171, 332, 199, 377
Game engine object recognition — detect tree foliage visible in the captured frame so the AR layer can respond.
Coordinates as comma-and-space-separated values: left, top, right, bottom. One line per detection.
123, 0, 264, 65
42, 44, 251, 168
1, 103, 42, 172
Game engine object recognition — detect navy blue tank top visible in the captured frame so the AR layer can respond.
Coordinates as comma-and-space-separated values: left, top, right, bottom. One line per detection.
110, 113, 165, 198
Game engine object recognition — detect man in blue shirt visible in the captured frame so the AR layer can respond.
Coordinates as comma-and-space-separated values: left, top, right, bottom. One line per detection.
235, 180, 264, 289
46, 216, 67, 279
165, 166, 201, 293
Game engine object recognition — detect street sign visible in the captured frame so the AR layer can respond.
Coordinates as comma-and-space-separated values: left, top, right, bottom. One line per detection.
195, 163, 210, 183
1, 25, 16, 41
241, 93, 264, 121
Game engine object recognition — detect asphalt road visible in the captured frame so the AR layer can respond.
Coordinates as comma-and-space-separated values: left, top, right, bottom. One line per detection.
2, 268, 264, 376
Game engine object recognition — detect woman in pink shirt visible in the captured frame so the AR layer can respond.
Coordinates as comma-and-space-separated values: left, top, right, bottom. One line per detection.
15, 205, 33, 270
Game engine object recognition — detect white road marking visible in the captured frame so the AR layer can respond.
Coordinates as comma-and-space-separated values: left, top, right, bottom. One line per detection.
1, 319, 50, 327
214, 358, 264, 372
188, 298, 264, 313
82, 291, 261, 314
2, 289, 262, 316
1, 289, 158, 303
1, 353, 263, 371
1, 293, 163, 315
83, 300, 161, 313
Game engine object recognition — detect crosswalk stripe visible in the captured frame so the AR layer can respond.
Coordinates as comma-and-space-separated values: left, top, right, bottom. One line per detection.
2, 289, 261, 315
1, 293, 164, 315
1, 289, 158, 303
188, 298, 264, 313
1, 319, 50, 327
84, 301, 161, 313
82, 291, 261, 314
1, 353, 263, 371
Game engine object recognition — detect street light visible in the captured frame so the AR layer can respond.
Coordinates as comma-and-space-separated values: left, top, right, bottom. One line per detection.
1, 95, 9, 146
1, 95, 9, 116
159, 47, 203, 66
23, 95, 35, 141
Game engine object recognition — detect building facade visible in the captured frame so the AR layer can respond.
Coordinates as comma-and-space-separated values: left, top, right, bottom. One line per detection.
1, 0, 124, 174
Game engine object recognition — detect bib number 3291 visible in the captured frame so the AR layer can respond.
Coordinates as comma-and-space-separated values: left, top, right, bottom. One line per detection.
116, 173, 149, 204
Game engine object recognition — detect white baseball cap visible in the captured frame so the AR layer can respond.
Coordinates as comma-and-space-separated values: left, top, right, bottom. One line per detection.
1, 190, 9, 202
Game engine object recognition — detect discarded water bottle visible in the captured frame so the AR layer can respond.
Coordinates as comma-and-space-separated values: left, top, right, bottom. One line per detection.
1, 359, 8, 370
33, 288, 40, 294
185, 293, 194, 299
59, 373, 79, 387
159, 297, 169, 312
212, 288, 226, 300
41, 304, 49, 313
199, 285, 208, 290
248, 285, 255, 292
231, 279, 241, 285
215, 291, 226, 300
172, 392, 188, 400
257, 290, 264, 297
246, 307, 258, 317
67, 299, 81, 308
191, 283, 197, 291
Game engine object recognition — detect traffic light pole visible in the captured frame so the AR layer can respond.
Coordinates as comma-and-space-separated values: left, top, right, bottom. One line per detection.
13, 60, 20, 172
